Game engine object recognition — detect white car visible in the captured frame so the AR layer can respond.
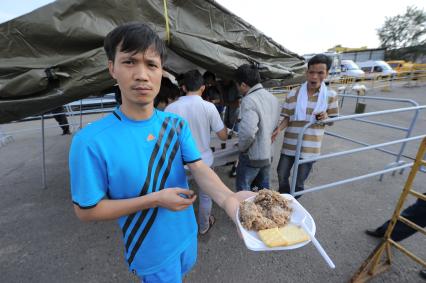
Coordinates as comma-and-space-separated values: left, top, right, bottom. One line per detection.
341, 60, 365, 80
356, 60, 397, 80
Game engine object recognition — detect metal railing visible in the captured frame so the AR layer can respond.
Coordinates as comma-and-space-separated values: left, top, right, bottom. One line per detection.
337, 95, 420, 180
2, 74, 425, 190
1, 96, 117, 189
290, 102, 426, 196
0, 127, 14, 148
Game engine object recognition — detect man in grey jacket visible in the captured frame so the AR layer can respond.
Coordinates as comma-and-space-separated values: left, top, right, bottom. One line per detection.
235, 64, 281, 191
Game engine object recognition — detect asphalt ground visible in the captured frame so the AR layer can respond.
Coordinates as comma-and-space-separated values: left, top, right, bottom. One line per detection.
0, 81, 425, 282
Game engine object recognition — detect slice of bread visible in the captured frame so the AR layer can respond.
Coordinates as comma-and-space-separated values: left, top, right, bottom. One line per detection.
258, 224, 310, 247
258, 227, 287, 247
279, 224, 310, 246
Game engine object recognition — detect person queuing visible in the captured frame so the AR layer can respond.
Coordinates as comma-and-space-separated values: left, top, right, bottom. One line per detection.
175, 73, 187, 96
202, 71, 224, 116
272, 54, 339, 198
165, 70, 227, 235
221, 78, 241, 131
154, 76, 180, 110
49, 106, 71, 135
235, 64, 280, 191
220, 78, 241, 177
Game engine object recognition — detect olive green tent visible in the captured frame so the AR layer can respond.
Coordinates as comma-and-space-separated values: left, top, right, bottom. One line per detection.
0, 0, 305, 123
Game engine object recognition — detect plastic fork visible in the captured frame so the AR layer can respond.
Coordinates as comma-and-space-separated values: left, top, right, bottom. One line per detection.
292, 214, 336, 269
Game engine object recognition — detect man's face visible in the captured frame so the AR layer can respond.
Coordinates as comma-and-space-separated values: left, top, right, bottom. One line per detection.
178, 82, 186, 94
236, 82, 249, 95
108, 46, 163, 108
205, 77, 215, 87
306, 63, 328, 91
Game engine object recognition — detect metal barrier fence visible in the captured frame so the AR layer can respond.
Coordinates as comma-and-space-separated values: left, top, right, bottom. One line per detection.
0, 126, 14, 148
1, 96, 116, 189
290, 100, 426, 196
2, 74, 425, 190
335, 95, 420, 180
269, 70, 426, 97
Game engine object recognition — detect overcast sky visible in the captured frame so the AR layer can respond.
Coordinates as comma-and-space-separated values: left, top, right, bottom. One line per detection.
1, 0, 425, 55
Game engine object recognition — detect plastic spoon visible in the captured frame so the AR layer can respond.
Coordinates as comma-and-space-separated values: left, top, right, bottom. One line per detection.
292, 214, 336, 269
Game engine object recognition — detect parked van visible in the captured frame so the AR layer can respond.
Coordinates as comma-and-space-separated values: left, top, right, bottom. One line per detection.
357, 60, 397, 80
340, 60, 365, 79
387, 60, 414, 76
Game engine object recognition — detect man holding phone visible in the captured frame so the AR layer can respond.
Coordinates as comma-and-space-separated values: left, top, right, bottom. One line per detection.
272, 54, 339, 198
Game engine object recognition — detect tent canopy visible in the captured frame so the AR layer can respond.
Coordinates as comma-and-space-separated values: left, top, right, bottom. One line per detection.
0, 0, 305, 123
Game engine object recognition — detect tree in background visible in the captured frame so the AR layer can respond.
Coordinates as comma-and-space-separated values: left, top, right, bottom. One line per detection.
377, 6, 426, 49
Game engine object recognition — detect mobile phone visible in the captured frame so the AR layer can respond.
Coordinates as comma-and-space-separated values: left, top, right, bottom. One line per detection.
179, 192, 195, 199
315, 113, 321, 120
179, 193, 189, 199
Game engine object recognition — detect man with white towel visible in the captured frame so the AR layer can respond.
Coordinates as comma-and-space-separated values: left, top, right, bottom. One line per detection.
272, 54, 339, 198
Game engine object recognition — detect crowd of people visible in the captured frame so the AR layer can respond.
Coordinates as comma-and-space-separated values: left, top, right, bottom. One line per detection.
67, 22, 423, 282
148, 55, 338, 199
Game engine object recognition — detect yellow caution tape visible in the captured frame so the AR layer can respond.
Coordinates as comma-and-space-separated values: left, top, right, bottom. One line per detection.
163, 0, 171, 44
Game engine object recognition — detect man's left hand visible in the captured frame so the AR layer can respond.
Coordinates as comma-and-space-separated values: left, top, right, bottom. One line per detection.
315, 111, 328, 121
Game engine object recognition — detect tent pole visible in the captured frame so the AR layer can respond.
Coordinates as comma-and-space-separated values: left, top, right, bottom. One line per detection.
79, 99, 83, 129
41, 115, 47, 189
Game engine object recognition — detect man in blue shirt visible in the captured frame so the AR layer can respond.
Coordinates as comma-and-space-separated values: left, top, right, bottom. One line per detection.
69, 22, 253, 282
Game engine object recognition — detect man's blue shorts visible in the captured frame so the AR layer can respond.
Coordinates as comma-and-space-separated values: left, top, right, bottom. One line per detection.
139, 239, 197, 283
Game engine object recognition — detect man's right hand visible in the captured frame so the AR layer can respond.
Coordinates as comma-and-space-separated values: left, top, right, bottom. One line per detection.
272, 117, 289, 142
271, 127, 280, 143
154, 188, 197, 211
223, 191, 257, 223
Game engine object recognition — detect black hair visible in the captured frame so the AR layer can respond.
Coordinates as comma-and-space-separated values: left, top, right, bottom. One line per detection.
104, 22, 166, 63
154, 77, 180, 108
308, 54, 332, 71
162, 77, 180, 101
203, 71, 216, 81
183, 70, 204, 92
175, 73, 186, 95
235, 64, 261, 87
175, 73, 185, 84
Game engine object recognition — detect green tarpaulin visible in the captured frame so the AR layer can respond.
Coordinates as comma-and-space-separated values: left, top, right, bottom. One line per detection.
0, 0, 305, 123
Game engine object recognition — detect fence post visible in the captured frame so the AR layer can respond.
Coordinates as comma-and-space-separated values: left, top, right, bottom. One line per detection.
41, 115, 47, 189
79, 99, 83, 129
0, 127, 14, 148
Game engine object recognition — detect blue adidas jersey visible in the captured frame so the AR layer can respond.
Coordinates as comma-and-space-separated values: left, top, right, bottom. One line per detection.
69, 108, 201, 275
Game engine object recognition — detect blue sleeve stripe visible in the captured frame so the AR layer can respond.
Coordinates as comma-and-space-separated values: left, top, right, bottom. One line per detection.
183, 158, 202, 165
72, 201, 98, 209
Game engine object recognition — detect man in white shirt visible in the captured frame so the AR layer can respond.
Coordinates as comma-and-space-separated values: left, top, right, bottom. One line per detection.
166, 70, 227, 234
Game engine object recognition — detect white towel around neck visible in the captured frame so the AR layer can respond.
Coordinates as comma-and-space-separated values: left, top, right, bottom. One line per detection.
294, 81, 329, 122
